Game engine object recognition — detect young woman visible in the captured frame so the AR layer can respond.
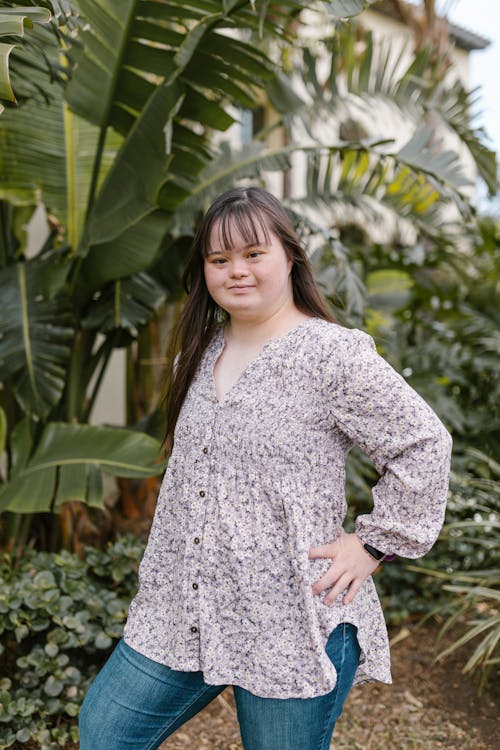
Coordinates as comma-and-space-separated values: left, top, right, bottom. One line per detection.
79, 187, 452, 750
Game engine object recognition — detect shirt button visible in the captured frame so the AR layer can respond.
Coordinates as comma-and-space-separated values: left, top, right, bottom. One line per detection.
202, 447, 208, 454
192, 582, 198, 590
190, 625, 198, 633
199, 490, 205, 497
194, 537, 200, 544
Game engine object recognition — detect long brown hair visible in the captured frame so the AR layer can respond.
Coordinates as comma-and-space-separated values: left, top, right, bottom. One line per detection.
162, 186, 334, 455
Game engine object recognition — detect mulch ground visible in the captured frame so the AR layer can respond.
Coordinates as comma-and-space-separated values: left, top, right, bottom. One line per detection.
159, 621, 499, 750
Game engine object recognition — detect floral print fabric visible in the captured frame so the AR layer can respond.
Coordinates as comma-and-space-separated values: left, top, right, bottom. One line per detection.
123, 318, 452, 698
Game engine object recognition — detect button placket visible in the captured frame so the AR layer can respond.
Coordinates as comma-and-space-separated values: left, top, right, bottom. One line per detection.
186, 427, 214, 642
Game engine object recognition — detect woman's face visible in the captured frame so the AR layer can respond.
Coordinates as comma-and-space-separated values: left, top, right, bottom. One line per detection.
204, 217, 293, 323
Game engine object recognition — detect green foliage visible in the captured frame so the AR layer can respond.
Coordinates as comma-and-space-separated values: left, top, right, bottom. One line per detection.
280, 22, 496, 240
0, 423, 167, 513
405, 448, 500, 689
0, 535, 145, 749
436, 574, 500, 692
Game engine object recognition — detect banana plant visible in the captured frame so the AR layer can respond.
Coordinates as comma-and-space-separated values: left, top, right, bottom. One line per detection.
0, 0, 296, 542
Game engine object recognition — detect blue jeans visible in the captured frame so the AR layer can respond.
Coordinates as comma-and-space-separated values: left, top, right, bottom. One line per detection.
79, 623, 360, 750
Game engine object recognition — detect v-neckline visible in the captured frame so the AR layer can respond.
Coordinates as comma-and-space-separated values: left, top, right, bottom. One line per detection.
211, 317, 317, 405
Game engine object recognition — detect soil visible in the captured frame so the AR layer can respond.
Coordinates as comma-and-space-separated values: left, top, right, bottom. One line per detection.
158, 621, 499, 750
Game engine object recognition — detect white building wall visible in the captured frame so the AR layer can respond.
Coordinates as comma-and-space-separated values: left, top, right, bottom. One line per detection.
88, 346, 126, 426
362, 9, 470, 86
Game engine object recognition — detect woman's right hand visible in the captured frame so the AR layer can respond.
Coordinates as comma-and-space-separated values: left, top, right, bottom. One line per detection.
308, 530, 380, 606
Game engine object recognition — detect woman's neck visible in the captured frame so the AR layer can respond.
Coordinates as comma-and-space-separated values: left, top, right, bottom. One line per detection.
224, 304, 311, 349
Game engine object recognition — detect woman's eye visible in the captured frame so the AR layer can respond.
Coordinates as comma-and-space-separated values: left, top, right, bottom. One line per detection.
211, 257, 227, 265
248, 251, 261, 258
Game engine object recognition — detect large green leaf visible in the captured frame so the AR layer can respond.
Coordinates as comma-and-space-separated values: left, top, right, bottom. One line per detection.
81, 272, 166, 332
82, 82, 184, 248
0, 6, 51, 109
0, 90, 109, 246
64, 0, 137, 129
0, 422, 166, 513
65, 0, 276, 135
0, 257, 74, 419
80, 210, 168, 290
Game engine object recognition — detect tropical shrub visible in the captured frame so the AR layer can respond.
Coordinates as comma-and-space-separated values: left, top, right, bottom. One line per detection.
405, 447, 500, 689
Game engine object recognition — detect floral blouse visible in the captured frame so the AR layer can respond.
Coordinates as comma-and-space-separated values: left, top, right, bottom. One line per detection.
123, 318, 452, 698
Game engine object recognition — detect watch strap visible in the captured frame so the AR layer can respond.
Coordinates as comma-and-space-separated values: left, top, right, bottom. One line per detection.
363, 542, 394, 562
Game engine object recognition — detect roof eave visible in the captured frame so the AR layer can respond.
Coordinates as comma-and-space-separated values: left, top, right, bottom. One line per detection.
369, 1, 491, 52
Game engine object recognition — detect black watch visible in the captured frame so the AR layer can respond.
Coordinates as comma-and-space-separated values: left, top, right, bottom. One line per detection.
363, 542, 391, 562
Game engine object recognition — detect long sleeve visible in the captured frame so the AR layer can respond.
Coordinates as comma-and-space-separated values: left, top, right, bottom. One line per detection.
323, 328, 452, 558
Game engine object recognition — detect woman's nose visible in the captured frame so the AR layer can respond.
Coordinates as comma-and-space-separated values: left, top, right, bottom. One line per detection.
229, 259, 249, 277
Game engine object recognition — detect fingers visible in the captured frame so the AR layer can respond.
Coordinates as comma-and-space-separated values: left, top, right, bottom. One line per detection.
319, 574, 365, 607
342, 577, 364, 606
322, 572, 352, 606
311, 567, 339, 596
307, 542, 338, 559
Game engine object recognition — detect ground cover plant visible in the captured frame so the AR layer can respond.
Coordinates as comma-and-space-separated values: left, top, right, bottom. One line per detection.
0, 536, 144, 749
